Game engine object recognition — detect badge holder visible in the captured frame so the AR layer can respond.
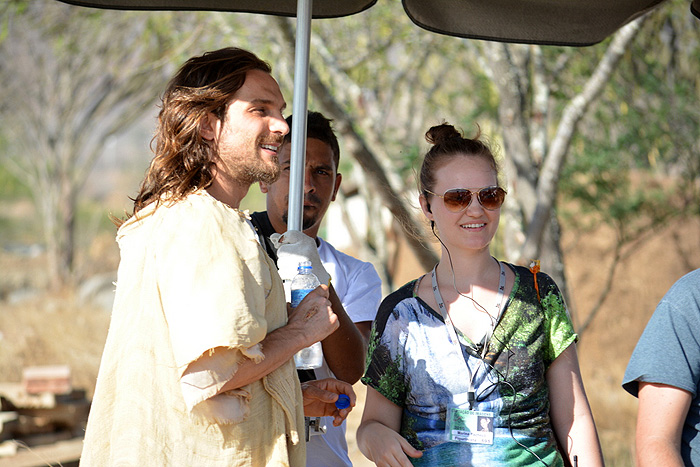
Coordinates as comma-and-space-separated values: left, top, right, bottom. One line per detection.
445, 406, 494, 445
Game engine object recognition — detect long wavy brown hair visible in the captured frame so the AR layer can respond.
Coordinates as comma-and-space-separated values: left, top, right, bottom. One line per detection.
126, 47, 272, 220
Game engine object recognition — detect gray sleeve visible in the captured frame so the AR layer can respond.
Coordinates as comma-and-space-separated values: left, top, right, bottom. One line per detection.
622, 275, 700, 398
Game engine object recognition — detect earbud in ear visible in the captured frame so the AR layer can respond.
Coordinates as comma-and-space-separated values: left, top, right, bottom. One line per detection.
426, 202, 432, 213
430, 220, 435, 230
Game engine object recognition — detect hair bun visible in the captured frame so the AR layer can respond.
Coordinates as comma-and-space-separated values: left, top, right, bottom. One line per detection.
425, 123, 463, 145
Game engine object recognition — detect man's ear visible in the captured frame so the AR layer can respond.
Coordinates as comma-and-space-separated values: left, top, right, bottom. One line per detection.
259, 181, 270, 193
330, 173, 342, 202
200, 112, 220, 142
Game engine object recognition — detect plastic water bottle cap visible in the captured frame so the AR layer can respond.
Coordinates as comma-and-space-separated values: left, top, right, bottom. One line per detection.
335, 394, 350, 410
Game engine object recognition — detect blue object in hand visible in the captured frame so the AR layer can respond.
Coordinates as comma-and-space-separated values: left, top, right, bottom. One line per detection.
335, 394, 350, 410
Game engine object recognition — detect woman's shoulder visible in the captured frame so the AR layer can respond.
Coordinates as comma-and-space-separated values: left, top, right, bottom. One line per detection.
504, 262, 559, 295
370, 279, 432, 346
379, 279, 420, 312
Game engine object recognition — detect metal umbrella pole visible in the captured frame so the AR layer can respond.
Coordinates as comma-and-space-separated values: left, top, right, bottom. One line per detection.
286, 0, 311, 232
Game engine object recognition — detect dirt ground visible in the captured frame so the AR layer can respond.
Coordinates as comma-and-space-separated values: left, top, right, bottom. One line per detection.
1, 215, 698, 466
561, 216, 700, 464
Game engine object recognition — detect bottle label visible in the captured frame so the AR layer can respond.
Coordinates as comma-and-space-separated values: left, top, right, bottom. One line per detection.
291, 288, 313, 308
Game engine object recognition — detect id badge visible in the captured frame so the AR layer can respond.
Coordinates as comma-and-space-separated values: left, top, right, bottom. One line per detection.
445, 407, 494, 445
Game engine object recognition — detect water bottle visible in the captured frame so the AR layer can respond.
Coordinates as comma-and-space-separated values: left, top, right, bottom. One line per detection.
291, 261, 324, 369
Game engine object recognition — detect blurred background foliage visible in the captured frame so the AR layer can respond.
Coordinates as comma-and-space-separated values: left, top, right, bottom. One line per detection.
1, 0, 697, 291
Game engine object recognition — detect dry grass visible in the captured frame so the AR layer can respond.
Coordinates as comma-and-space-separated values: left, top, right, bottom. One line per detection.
0, 222, 116, 397
0, 290, 111, 400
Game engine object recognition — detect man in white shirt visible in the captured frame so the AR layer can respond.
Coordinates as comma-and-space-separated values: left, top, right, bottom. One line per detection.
251, 111, 382, 467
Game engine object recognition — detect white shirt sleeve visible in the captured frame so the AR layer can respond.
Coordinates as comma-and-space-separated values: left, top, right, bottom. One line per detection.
317, 238, 382, 323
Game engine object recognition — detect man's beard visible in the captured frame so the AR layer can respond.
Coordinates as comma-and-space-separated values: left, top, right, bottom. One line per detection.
240, 153, 280, 185
282, 193, 321, 230
282, 213, 315, 231
218, 137, 281, 185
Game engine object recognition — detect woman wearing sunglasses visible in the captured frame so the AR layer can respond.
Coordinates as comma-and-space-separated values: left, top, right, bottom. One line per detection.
357, 123, 603, 466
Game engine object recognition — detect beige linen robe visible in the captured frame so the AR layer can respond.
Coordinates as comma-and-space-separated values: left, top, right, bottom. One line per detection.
80, 190, 304, 466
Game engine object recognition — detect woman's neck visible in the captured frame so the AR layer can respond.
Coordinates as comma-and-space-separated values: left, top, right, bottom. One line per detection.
436, 249, 498, 292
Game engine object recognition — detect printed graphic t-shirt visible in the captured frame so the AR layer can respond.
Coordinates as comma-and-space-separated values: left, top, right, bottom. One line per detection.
362, 263, 576, 466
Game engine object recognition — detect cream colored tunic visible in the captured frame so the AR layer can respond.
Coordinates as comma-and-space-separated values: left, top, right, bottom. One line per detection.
81, 190, 304, 466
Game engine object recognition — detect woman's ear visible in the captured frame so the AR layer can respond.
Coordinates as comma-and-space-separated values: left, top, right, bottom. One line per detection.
419, 193, 434, 221
200, 112, 221, 142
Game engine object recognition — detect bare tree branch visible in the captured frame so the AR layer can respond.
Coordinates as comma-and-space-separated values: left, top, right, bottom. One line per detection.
0, 2, 204, 286
520, 15, 649, 262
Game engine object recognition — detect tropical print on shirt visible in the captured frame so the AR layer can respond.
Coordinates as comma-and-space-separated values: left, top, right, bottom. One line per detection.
362, 262, 577, 466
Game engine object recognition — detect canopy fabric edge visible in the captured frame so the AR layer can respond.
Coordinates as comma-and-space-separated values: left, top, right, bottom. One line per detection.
55, 0, 377, 19
400, 0, 673, 47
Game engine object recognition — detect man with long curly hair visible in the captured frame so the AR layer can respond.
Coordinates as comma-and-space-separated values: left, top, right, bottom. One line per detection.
80, 47, 354, 466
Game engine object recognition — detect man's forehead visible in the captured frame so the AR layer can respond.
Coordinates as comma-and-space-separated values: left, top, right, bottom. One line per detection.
280, 139, 335, 166
233, 69, 285, 106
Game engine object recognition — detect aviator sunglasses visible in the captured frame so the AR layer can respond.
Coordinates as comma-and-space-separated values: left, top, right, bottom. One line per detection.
425, 186, 507, 212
